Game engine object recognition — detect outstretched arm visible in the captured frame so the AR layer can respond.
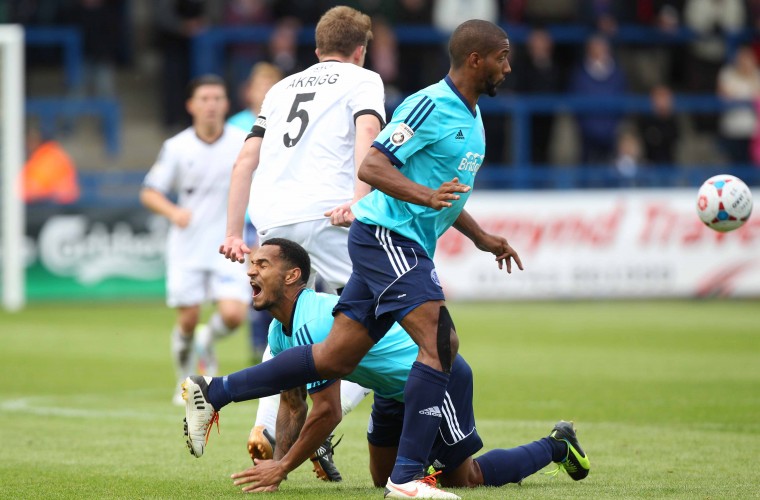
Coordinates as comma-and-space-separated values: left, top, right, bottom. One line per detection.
454, 209, 524, 273
220, 136, 262, 263
230, 382, 343, 493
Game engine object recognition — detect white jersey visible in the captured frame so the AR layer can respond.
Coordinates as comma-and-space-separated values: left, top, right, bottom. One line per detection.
144, 125, 247, 269
248, 60, 385, 231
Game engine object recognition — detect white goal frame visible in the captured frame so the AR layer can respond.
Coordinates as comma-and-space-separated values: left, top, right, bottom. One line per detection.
1, 25, 25, 311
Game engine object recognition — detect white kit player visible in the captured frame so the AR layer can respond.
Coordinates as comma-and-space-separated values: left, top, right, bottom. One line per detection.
219, 6, 384, 478
141, 75, 250, 405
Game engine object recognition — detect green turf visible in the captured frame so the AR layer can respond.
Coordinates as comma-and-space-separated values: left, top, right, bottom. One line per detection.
1, 300, 759, 499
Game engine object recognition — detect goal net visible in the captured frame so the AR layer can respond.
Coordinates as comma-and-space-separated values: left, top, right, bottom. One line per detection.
1, 25, 25, 311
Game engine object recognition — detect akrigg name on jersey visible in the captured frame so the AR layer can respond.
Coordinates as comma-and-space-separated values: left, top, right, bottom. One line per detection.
286, 73, 340, 89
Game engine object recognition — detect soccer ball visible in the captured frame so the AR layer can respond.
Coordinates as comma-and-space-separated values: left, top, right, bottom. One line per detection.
696, 174, 753, 232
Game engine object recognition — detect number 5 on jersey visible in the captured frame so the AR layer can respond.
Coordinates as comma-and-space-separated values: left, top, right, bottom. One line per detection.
284, 92, 316, 148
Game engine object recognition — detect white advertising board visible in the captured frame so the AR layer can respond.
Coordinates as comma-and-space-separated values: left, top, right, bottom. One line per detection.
435, 189, 760, 300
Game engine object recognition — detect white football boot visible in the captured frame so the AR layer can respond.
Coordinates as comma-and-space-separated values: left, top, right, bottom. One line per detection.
384, 472, 461, 499
182, 375, 218, 458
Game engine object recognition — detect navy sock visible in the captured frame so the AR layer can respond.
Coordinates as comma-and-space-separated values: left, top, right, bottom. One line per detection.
206, 344, 319, 410
474, 437, 557, 486
389, 361, 449, 484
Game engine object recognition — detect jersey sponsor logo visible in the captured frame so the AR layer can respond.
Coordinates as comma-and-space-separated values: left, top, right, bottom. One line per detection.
455, 129, 465, 140
430, 269, 441, 287
254, 116, 267, 129
419, 405, 442, 417
457, 152, 484, 173
390, 123, 414, 146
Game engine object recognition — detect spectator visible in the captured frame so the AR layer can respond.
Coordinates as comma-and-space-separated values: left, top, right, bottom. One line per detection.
568, 34, 628, 165
21, 127, 80, 205
366, 18, 401, 103
638, 84, 680, 164
683, 0, 745, 132
579, 0, 637, 36
62, 0, 128, 98
717, 45, 760, 164
154, 0, 211, 131
222, 0, 273, 94
395, 0, 437, 93
268, 16, 304, 75
614, 129, 643, 181
513, 28, 563, 164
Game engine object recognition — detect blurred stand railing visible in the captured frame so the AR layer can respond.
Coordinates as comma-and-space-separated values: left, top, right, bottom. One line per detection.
191, 23, 756, 77
24, 27, 121, 155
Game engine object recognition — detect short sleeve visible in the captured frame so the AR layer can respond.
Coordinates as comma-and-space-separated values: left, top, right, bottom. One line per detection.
372, 93, 439, 167
347, 71, 386, 128
143, 142, 178, 194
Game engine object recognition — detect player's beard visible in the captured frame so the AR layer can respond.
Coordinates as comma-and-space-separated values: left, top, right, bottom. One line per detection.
485, 77, 502, 97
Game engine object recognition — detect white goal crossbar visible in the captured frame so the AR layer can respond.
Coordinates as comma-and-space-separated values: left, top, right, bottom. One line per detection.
1, 25, 25, 311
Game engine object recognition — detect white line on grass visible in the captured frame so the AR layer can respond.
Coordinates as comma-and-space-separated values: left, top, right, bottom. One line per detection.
0, 394, 179, 422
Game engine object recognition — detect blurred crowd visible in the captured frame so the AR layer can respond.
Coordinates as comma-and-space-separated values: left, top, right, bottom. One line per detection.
7, 0, 760, 179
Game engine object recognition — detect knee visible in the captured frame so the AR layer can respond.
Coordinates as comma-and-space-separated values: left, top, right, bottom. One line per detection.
312, 344, 357, 379
449, 330, 459, 359
177, 310, 200, 333
218, 302, 247, 330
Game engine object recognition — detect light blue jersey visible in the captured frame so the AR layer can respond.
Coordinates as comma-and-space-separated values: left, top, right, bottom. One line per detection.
268, 289, 418, 401
352, 76, 486, 259
227, 109, 256, 133
227, 111, 255, 226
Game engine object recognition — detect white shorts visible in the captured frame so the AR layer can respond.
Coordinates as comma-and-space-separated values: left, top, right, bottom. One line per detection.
257, 218, 351, 291
166, 257, 251, 308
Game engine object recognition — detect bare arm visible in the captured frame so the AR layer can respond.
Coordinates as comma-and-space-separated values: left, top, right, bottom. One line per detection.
454, 209, 524, 273
273, 386, 308, 461
230, 382, 343, 493
139, 187, 191, 228
324, 114, 382, 226
219, 136, 262, 263
358, 148, 470, 210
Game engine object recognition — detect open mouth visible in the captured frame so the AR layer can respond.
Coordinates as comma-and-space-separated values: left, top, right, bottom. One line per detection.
251, 283, 262, 297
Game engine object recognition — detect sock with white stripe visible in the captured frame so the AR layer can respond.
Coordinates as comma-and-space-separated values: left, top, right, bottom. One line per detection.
389, 361, 449, 484
474, 437, 555, 486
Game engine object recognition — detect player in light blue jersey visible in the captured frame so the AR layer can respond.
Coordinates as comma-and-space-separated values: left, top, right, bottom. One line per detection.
352, 77, 485, 259
183, 20, 530, 499
222, 239, 589, 493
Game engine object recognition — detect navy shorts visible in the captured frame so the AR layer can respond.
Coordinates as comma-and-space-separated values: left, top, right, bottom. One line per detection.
335, 221, 445, 343
366, 356, 483, 472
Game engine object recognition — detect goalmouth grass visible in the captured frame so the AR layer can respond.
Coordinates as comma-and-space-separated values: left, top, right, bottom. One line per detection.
1, 299, 758, 499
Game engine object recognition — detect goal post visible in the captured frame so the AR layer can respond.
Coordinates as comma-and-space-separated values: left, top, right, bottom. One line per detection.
1, 25, 25, 311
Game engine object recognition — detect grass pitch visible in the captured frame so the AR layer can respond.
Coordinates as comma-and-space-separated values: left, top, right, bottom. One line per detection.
1, 299, 759, 499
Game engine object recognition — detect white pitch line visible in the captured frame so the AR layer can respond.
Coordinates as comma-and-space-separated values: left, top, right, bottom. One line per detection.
0, 394, 180, 422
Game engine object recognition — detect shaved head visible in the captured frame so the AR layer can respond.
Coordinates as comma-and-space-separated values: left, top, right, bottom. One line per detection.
449, 20, 508, 69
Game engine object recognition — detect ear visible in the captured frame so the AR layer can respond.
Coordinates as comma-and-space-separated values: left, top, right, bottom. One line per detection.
285, 267, 302, 286
352, 44, 366, 66
467, 51, 483, 69
315, 48, 321, 60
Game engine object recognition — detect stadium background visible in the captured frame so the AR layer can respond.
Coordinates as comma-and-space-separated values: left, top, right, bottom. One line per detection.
1, 2, 760, 498
7, 0, 760, 302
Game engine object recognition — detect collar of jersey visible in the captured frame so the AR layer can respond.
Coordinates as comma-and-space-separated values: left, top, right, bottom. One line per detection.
282, 288, 307, 336
444, 75, 477, 118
